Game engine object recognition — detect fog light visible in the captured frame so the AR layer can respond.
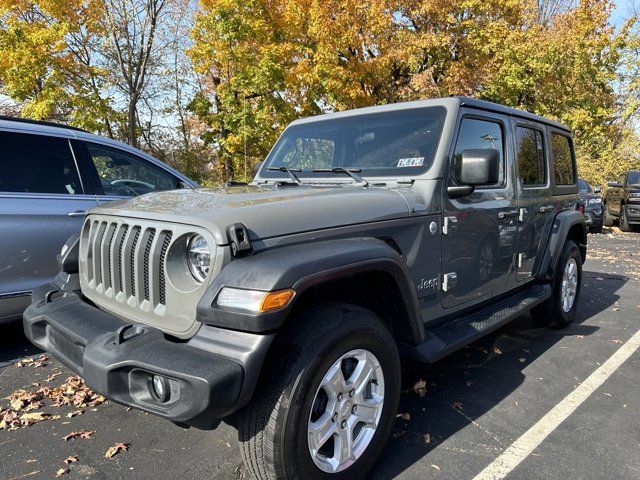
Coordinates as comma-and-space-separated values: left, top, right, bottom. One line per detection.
152, 375, 170, 403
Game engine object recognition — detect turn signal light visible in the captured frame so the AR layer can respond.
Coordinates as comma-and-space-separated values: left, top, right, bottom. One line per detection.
260, 289, 295, 312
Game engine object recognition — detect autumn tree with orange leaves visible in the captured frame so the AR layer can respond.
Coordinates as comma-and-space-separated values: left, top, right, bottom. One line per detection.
190, 0, 638, 184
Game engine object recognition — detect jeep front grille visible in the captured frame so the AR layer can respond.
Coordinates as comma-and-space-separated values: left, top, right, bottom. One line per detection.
84, 219, 171, 309
79, 214, 219, 339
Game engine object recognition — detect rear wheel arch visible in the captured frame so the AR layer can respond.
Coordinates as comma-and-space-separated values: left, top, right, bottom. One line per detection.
537, 210, 586, 281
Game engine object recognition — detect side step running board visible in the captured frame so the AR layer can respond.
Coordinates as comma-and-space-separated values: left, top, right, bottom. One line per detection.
408, 283, 551, 364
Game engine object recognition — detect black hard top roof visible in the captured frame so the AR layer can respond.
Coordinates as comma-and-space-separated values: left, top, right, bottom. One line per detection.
455, 96, 570, 132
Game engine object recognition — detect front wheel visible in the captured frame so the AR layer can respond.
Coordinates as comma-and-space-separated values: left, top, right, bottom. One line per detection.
532, 240, 582, 328
238, 303, 401, 480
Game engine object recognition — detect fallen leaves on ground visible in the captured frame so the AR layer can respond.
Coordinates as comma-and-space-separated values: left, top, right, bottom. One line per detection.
611, 339, 624, 344
413, 379, 427, 398
63, 455, 78, 464
63, 430, 95, 441
55, 468, 69, 477
518, 357, 527, 363
423, 433, 431, 444
396, 412, 411, 421
0, 376, 105, 431
105, 442, 129, 458
451, 401, 464, 411
431, 464, 441, 471
493, 347, 502, 355
16, 354, 48, 368
46, 372, 62, 382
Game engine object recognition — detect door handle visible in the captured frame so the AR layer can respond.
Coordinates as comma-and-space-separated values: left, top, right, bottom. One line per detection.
539, 205, 555, 213
67, 210, 88, 217
498, 210, 519, 219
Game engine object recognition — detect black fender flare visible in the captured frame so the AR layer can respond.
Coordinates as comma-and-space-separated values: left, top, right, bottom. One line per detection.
196, 237, 424, 341
537, 210, 586, 281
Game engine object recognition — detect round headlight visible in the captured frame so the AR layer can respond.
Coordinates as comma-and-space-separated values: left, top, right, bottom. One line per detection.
187, 234, 211, 283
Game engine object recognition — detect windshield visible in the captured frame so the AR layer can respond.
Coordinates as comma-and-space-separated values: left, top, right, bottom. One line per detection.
578, 179, 592, 193
629, 171, 640, 185
261, 107, 446, 179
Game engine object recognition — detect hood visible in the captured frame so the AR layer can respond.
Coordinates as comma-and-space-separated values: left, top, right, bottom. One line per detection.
91, 184, 411, 245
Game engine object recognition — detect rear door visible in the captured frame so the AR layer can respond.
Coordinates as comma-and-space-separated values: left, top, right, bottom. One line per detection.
512, 121, 554, 281
441, 111, 516, 308
0, 131, 98, 312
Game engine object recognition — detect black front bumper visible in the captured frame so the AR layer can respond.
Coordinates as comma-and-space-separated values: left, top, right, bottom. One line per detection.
24, 284, 273, 429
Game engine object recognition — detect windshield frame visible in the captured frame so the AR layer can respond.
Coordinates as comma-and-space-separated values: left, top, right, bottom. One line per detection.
258, 106, 448, 182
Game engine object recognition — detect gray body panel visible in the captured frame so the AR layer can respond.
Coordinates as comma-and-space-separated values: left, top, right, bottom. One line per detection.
88, 185, 413, 245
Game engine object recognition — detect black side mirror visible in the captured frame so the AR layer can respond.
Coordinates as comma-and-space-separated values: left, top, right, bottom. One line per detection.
594, 185, 601, 194
460, 149, 500, 185
253, 161, 264, 178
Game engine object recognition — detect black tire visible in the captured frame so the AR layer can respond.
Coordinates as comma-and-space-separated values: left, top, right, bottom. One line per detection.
590, 224, 603, 234
620, 205, 632, 232
238, 303, 401, 480
532, 240, 582, 328
603, 204, 614, 227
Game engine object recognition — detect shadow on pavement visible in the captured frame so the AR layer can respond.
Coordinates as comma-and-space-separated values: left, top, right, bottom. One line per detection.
0, 320, 42, 367
371, 270, 627, 479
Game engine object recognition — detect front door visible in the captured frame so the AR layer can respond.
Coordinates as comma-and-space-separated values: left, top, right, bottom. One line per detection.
0, 131, 98, 301
441, 112, 516, 309
512, 122, 554, 280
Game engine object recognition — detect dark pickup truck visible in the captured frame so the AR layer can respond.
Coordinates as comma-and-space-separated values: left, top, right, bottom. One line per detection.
603, 170, 640, 232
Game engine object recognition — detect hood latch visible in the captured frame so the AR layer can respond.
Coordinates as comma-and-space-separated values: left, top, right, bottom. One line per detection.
227, 223, 252, 257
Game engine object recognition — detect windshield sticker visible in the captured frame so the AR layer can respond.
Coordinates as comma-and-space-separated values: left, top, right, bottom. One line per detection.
397, 157, 425, 167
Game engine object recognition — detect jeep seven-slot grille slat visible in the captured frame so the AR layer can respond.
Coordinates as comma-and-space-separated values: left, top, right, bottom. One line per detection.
85, 220, 172, 308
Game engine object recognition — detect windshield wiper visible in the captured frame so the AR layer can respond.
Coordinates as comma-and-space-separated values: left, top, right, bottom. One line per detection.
267, 166, 302, 184
312, 167, 369, 187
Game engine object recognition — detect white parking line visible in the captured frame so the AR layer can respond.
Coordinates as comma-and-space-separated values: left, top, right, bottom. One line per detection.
473, 328, 640, 480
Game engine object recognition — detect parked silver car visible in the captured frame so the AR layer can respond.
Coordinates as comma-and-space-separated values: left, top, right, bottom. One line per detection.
0, 117, 196, 324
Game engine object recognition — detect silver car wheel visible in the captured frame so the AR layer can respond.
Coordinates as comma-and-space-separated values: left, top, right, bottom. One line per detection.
561, 257, 578, 313
307, 348, 385, 474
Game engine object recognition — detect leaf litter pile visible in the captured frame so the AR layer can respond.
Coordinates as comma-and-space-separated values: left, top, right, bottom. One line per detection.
1, 369, 105, 431
1, 358, 131, 477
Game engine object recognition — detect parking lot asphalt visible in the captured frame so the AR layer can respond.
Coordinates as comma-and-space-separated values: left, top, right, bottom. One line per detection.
1, 230, 639, 480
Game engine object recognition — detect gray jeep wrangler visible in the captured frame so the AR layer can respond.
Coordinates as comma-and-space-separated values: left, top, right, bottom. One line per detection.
24, 97, 586, 479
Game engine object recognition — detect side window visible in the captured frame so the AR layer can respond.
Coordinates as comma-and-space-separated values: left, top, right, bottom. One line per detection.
516, 126, 546, 186
86, 143, 178, 197
0, 132, 83, 195
453, 118, 505, 186
618, 173, 627, 185
551, 133, 576, 186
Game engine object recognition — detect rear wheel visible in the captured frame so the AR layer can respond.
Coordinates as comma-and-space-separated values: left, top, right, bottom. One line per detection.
620, 205, 632, 232
603, 204, 614, 227
238, 303, 400, 480
532, 240, 582, 328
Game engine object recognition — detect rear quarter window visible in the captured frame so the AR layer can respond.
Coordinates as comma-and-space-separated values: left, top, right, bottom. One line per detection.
551, 133, 576, 186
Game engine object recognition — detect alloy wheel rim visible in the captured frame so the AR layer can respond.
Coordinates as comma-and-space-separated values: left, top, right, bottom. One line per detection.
307, 349, 385, 474
561, 257, 578, 313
